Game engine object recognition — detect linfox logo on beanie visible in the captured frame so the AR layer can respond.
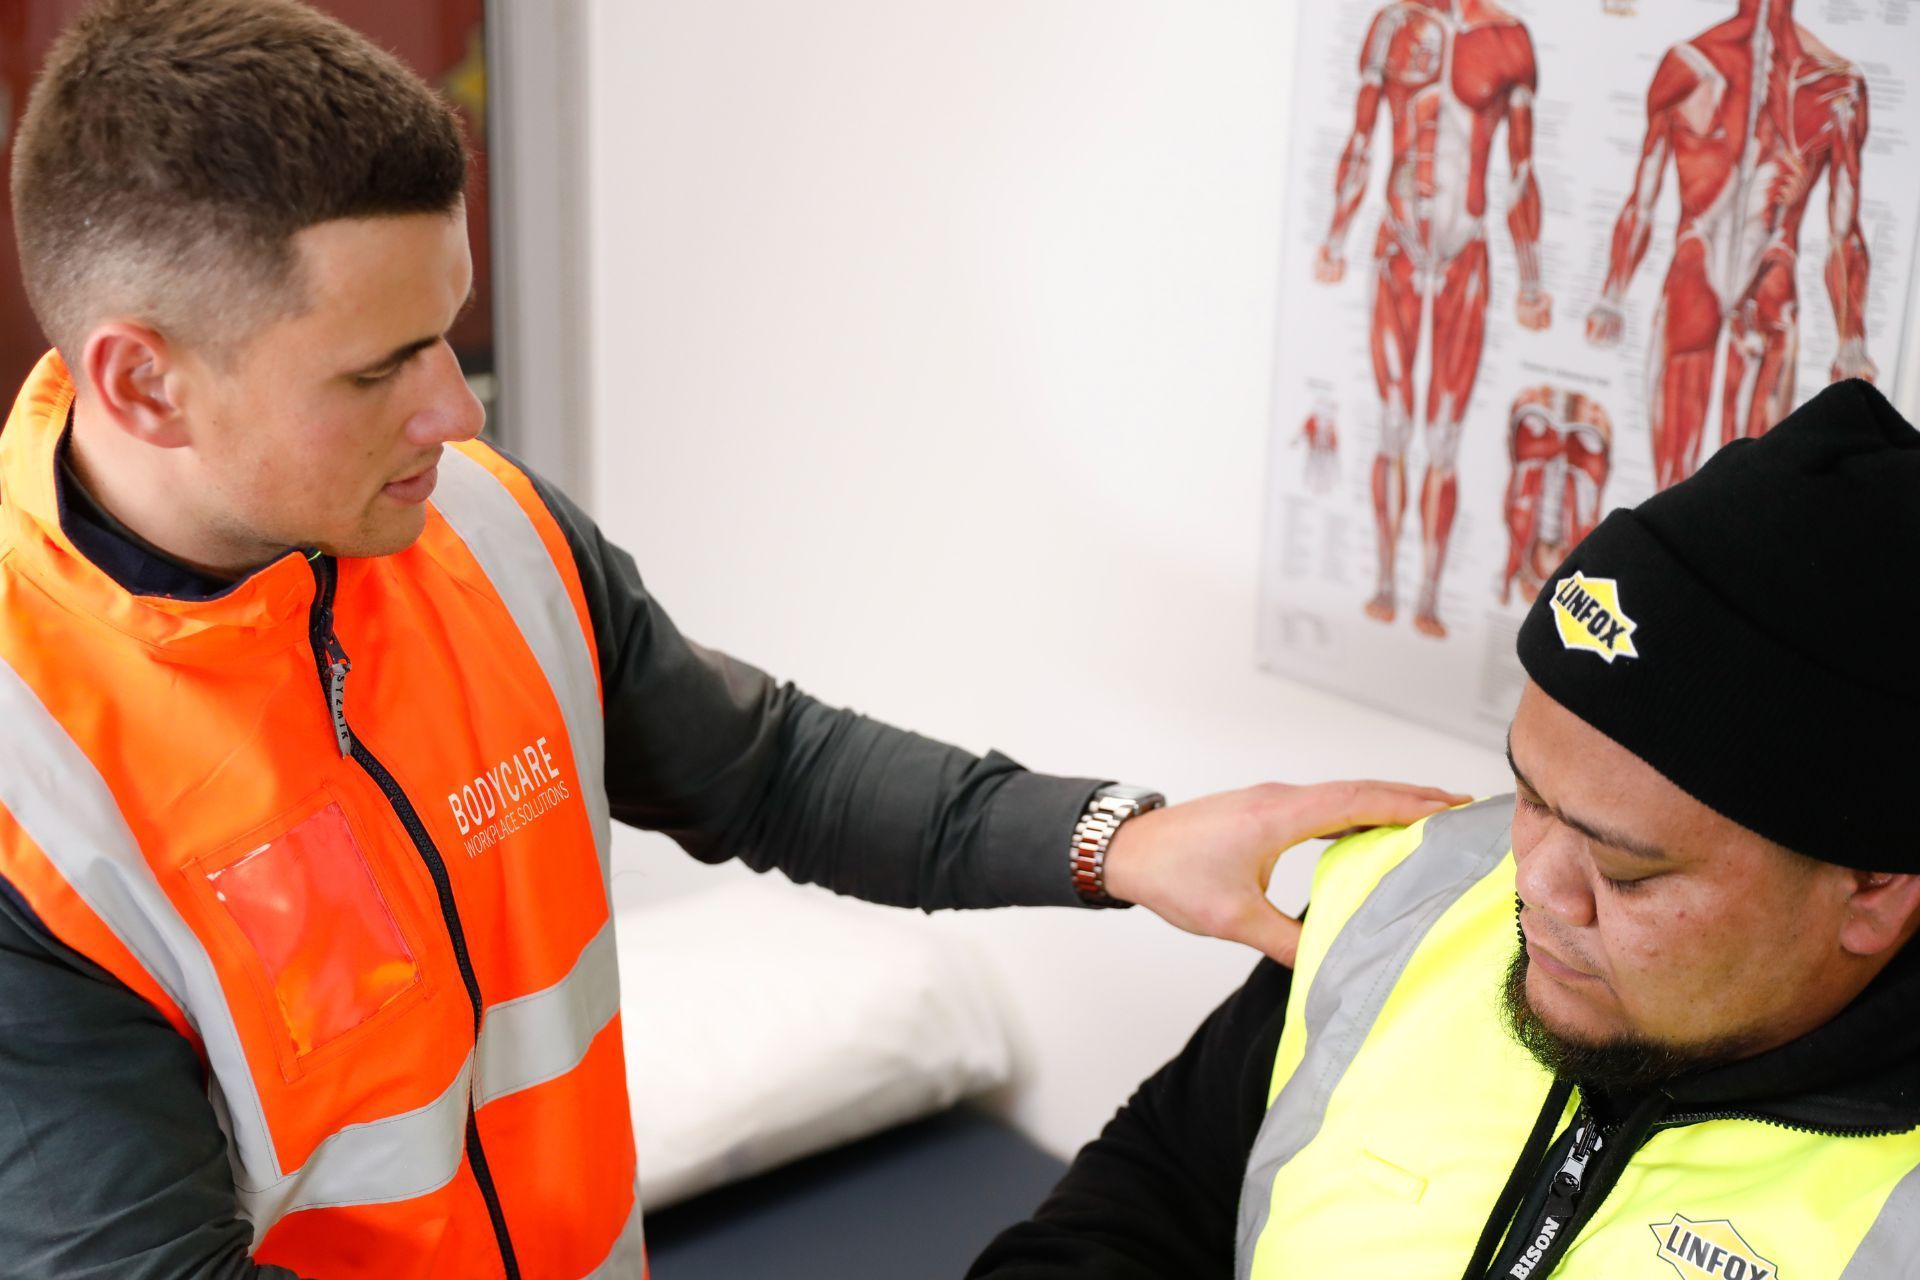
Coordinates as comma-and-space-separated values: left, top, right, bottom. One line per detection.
1548, 572, 1639, 663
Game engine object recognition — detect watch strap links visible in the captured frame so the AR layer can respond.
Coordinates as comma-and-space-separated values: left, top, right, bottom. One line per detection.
1070, 786, 1164, 908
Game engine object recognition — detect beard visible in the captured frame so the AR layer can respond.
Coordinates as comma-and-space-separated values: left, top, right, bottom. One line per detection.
1500, 941, 1753, 1094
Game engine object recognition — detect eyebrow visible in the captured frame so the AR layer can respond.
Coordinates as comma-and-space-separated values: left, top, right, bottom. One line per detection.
1504, 733, 1672, 863
346, 286, 479, 378
347, 336, 438, 378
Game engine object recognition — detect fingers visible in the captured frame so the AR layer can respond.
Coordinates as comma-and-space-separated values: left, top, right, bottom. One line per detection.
1345, 779, 1473, 804
1230, 900, 1304, 968
1280, 780, 1473, 840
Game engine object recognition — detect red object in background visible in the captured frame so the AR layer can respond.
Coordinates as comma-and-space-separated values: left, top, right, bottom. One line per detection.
0, 0, 493, 402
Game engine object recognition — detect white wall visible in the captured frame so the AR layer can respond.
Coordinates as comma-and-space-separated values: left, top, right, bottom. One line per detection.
583, 0, 1512, 1160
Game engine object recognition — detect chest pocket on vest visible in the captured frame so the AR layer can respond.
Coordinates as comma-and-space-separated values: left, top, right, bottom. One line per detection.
190, 791, 426, 1078
1358, 1147, 1430, 1204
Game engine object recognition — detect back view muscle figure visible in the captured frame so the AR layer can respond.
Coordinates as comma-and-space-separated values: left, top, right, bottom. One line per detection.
1586, 0, 1873, 490
1315, 0, 1550, 638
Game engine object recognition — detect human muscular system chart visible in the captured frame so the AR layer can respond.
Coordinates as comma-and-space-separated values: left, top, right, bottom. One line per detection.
1500, 387, 1612, 608
1586, 0, 1873, 490
1315, 0, 1550, 639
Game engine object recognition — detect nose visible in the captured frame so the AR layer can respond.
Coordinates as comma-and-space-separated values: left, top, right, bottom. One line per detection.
1512, 818, 1597, 930
403, 342, 485, 447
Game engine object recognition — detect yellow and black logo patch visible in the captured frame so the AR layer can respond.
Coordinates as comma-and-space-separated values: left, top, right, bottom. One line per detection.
1549, 572, 1639, 663
1651, 1214, 1777, 1280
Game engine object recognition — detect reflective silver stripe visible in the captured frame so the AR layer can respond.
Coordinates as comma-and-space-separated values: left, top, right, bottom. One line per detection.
580, 1193, 647, 1279
1234, 800, 1513, 1279
1838, 1160, 1920, 1278
237, 1056, 473, 1240
0, 655, 284, 1194
433, 447, 612, 895
476, 919, 621, 1108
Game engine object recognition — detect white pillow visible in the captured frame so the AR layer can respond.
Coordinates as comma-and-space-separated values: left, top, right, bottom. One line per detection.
613, 879, 1013, 1208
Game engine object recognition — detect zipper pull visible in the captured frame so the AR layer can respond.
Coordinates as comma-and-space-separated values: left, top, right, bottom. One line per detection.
325, 635, 353, 758
1504, 1112, 1603, 1279
1552, 1115, 1602, 1201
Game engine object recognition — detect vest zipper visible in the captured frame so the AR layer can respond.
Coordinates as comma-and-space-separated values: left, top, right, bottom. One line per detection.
1655, 1108, 1910, 1140
306, 554, 522, 1280
322, 632, 351, 758
1497, 1107, 1600, 1280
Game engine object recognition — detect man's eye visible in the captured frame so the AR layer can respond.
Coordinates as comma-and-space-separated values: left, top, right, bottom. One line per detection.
1515, 793, 1547, 814
353, 367, 399, 387
1598, 870, 1650, 894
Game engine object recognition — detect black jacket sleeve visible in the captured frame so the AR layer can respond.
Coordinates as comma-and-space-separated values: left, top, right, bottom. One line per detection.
0, 887, 307, 1280
521, 467, 1109, 910
967, 959, 1292, 1279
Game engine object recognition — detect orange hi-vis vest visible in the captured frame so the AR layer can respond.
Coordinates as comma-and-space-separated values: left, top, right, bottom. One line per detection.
0, 353, 642, 1278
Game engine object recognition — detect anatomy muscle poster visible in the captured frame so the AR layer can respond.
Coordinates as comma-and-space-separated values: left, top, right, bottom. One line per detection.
1258, 0, 1920, 747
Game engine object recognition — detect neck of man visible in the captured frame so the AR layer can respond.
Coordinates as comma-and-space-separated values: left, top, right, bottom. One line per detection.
67, 394, 262, 582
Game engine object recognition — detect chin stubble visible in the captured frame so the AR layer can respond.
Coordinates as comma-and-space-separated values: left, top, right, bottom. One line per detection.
1500, 942, 1752, 1094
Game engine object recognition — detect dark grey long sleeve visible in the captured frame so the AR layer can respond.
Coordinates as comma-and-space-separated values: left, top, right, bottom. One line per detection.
0, 458, 1106, 1276
523, 467, 1107, 910
0, 886, 306, 1280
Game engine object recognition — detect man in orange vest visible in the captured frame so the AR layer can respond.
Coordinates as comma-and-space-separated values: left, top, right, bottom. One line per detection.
0, 2, 1457, 1277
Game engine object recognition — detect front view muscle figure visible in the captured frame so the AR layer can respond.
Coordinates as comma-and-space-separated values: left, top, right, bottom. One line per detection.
1586, 0, 1873, 491
1316, 0, 1550, 638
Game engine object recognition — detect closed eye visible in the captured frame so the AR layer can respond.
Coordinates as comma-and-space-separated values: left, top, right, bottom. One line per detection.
345, 334, 440, 387
1597, 869, 1654, 894
1515, 789, 1657, 894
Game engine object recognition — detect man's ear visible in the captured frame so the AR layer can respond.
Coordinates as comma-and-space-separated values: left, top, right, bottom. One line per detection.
79, 322, 193, 449
1837, 870, 1920, 959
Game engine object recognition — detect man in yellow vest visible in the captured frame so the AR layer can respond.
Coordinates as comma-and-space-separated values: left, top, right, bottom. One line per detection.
0, 2, 1462, 1277
974, 379, 1920, 1278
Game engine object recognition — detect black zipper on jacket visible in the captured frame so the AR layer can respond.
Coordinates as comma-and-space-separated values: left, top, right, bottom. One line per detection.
1488, 1105, 1602, 1280
306, 553, 522, 1280
1655, 1108, 1909, 1140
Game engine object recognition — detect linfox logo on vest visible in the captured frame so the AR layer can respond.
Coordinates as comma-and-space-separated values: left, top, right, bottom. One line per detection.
1650, 1215, 1777, 1280
447, 736, 573, 859
1550, 572, 1639, 663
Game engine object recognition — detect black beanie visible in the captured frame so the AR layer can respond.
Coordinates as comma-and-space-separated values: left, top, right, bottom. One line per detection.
1515, 379, 1920, 871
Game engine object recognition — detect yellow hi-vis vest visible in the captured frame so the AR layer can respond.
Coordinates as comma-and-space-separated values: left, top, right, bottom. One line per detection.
1237, 800, 1920, 1280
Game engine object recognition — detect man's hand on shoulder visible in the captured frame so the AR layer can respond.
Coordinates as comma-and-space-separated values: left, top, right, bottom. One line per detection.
1101, 780, 1468, 966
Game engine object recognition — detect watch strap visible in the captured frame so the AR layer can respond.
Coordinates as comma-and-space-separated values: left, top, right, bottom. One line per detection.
1070, 787, 1164, 908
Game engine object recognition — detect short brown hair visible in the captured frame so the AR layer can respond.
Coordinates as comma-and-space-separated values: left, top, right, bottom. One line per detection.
10, 0, 468, 365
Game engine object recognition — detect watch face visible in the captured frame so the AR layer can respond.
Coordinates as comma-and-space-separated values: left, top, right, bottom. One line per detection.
1098, 784, 1165, 808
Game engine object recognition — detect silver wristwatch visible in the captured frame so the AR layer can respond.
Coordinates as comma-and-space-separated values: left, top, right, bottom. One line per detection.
1070, 784, 1165, 908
